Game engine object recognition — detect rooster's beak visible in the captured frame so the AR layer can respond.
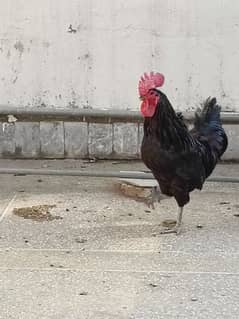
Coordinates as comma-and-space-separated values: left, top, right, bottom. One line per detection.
139, 96, 145, 101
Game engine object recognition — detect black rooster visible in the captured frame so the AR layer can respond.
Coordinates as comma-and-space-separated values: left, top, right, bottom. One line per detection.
139, 72, 228, 234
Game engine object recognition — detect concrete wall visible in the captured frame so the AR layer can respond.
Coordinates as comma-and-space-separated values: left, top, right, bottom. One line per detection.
0, 1, 238, 160
1, 0, 239, 112
0, 120, 237, 160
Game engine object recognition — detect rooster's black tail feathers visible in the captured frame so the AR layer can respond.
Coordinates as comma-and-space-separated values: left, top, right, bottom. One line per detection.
194, 97, 221, 129
192, 97, 228, 163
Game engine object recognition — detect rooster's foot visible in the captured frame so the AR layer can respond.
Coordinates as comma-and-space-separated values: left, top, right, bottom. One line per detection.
146, 186, 161, 209
160, 207, 183, 235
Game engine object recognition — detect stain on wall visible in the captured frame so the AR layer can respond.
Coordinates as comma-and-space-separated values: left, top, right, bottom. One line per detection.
14, 41, 24, 56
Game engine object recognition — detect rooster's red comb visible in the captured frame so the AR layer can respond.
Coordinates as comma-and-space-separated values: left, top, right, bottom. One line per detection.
138, 72, 165, 96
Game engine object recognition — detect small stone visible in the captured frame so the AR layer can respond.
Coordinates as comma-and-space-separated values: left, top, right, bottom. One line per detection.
144, 210, 151, 213
219, 201, 230, 205
128, 213, 133, 216
8, 115, 18, 123
79, 291, 88, 296
233, 213, 239, 217
66, 208, 69, 212
191, 297, 198, 301
88, 157, 97, 163
75, 238, 87, 244
196, 224, 203, 229
149, 283, 158, 288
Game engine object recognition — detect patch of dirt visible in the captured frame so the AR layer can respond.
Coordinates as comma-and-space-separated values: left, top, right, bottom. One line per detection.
13, 204, 62, 222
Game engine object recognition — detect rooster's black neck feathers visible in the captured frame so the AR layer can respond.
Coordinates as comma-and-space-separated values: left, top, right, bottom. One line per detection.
144, 90, 194, 151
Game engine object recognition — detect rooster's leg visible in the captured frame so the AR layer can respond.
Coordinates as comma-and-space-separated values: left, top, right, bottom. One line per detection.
146, 186, 161, 209
160, 207, 183, 235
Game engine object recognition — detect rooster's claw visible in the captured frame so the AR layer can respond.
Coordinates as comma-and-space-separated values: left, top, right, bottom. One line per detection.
146, 186, 161, 210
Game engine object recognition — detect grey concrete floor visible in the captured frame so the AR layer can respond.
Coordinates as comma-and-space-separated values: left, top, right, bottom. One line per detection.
0, 159, 238, 319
